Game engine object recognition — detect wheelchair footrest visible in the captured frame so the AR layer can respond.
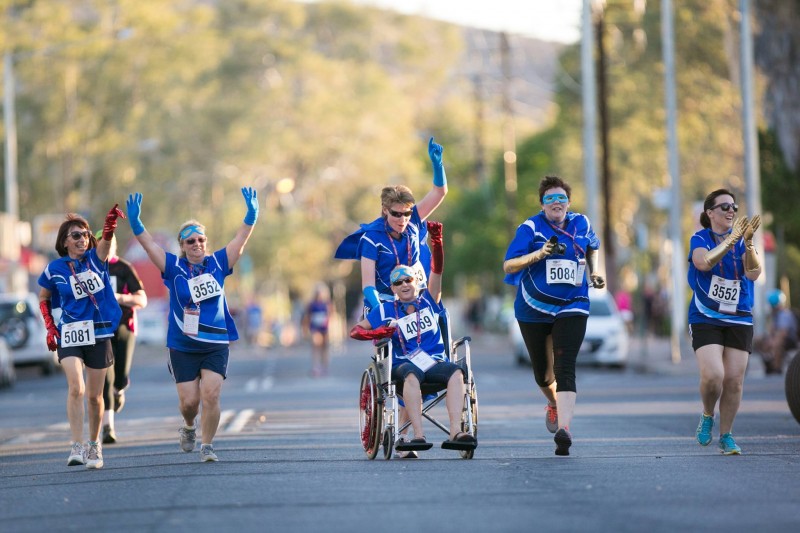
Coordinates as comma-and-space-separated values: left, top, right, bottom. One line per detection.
441, 434, 478, 451
395, 438, 434, 452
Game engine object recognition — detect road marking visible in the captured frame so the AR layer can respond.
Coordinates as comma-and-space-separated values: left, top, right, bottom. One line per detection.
223, 409, 254, 434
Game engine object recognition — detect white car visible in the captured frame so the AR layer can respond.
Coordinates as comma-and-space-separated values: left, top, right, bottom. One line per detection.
509, 288, 629, 368
0, 293, 59, 375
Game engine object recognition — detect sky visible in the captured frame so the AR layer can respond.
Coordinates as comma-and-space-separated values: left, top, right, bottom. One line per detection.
342, 0, 584, 43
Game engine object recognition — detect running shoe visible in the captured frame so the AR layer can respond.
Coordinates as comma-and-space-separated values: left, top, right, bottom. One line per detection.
179, 424, 197, 453
554, 428, 572, 456
85, 441, 104, 469
113, 390, 125, 413
200, 444, 218, 462
545, 404, 558, 434
102, 424, 117, 444
67, 442, 85, 466
718, 433, 742, 455
695, 413, 714, 446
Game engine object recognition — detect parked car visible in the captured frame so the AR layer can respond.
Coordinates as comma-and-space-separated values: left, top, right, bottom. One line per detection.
0, 337, 15, 388
509, 288, 630, 368
0, 293, 59, 375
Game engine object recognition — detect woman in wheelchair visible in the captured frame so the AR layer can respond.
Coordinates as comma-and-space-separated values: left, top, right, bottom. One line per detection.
350, 222, 477, 453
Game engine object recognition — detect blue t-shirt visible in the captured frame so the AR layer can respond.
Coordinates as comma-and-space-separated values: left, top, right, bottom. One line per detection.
163, 249, 239, 351
367, 290, 445, 367
38, 248, 122, 341
687, 228, 753, 326
335, 206, 429, 299
504, 212, 600, 323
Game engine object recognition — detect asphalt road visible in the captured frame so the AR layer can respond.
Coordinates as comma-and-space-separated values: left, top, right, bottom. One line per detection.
1, 333, 798, 533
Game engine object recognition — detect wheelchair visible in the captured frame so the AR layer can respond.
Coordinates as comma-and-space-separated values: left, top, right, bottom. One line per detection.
358, 309, 478, 459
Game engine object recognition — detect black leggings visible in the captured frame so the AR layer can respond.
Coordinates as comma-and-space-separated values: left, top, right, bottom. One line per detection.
103, 326, 136, 411
517, 315, 588, 393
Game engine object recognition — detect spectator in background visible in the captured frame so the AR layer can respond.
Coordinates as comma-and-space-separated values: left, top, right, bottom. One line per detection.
98, 233, 148, 445
614, 289, 633, 334
302, 282, 334, 377
754, 289, 798, 375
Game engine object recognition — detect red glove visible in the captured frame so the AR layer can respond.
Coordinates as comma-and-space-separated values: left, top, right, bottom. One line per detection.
39, 300, 59, 352
350, 324, 396, 341
102, 203, 126, 241
427, 220, 444, 275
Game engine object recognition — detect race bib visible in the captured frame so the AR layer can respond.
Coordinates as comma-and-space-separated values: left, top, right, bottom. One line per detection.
183, 306, 200, 336
61, 320, 95, 347
110, 275, 118, 294
546, 259, 577, 285
709, 275, 740, 314
397, 307, 437, 341
310, 311, 328, 328
70, 270, 105, 300
411, 260, 428, 289
187, 273, 222, 304
407, 348, 436, 371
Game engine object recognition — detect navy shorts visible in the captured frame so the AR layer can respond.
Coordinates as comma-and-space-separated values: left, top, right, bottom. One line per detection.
58, 339, 113, 370
168, 345, 229, 383
690, 323, 753, 353
392, 360, 462, 396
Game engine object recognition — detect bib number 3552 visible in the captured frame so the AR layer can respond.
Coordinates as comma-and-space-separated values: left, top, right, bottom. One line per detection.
188, 273, 222, 304
709, 275, 740, 314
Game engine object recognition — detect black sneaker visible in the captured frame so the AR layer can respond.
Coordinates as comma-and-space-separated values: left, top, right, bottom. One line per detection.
102, 424, 117, 444
554, 428, 572, 456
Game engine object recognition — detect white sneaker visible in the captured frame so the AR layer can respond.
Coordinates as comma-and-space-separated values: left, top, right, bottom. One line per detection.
179, 425, 197, 453
200, 444, 218, 462
85, 441, 104, 469
67, 442, 85, 466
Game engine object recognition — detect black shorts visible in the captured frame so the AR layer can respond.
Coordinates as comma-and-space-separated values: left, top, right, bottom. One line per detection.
168, 345, 229, 383
58, 339, 114, 370
690, 323, 753, 353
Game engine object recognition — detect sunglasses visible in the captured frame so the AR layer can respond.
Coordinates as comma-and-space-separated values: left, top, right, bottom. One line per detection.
183, 237, 207, 245
69, 230, 90, 240
709, 202, 738, 213
542, 193, 569, 205
392, 277, 415, 287
388, 209, 413, 218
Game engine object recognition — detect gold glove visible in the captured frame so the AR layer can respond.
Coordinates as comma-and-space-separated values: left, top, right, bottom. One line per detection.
743, 214, 761, 272
704, 217, 748, 269
586, 248, 605, 289
503, 239, 556, 274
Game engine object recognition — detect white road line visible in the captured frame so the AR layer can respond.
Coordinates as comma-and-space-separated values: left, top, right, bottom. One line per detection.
223, 408, 254, 434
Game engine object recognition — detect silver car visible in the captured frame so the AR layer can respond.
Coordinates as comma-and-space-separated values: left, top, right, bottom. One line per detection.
510, 288, 630, 368
0, 293, 59, 375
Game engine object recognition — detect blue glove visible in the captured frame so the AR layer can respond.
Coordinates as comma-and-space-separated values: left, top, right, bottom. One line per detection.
242, 187, 259, 225
126, 193, 146, 236
428, 137, 446, 187
363, 286, 381, 310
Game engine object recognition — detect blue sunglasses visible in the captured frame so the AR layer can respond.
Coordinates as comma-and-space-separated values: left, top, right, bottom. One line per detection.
542, 193, 569, 205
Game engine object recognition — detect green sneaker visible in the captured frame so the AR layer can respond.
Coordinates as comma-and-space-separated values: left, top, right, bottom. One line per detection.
718, 433, 742, 455
695, 414, 714, 446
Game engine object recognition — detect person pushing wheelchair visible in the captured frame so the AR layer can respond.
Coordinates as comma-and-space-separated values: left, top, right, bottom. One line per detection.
350, 221, 477, 453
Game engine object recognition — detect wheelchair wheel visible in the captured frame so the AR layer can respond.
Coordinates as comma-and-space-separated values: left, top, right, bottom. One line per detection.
786, 354, 800, 425
459, 381, 479, 460
359, 364, 382, 459
382, 426, 395, 460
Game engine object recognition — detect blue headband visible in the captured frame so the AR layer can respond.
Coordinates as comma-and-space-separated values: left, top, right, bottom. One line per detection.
179, 225, 205, 240
390, 265, 417, 284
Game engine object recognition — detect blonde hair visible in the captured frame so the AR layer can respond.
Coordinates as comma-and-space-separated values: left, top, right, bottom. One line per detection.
380, 185, 415, 213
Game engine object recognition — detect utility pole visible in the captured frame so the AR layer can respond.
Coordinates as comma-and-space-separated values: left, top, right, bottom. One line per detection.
662, 0, 686, 364
500, 32, 517, 234
739, 0, 765, 335
3, 51, 19, 219
581, 0, 600, 235
595, 5, 615, 294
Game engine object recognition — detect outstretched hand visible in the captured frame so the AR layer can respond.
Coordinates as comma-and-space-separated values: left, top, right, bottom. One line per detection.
126, 193, 146, 236
350, 324, 397, 341
242, 186, 259, 225
102, 203, 126, 241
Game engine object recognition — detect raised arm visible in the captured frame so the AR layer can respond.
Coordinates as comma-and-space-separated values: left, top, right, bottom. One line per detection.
126, 193, 167, 273
226, 187, 258, 268
96, 203, 125, 263
426, 220, 444, 304
415, 137, 448, 220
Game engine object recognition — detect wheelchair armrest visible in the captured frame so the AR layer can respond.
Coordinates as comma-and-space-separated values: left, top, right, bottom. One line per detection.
452, 336, 471, 350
